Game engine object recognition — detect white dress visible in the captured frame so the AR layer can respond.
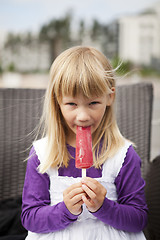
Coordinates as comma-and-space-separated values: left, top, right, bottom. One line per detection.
25, 138, 146, 240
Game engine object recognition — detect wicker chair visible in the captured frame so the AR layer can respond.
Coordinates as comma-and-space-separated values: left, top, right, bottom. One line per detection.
145, 155, 160, 240
116, 82, 153, 180
0, 88, 45, 201
0, 82, 155, 239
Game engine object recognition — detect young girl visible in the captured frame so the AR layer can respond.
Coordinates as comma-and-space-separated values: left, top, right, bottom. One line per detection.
21, 46, 148, 240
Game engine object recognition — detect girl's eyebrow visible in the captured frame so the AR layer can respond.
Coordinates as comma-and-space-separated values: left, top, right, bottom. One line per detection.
62, 97, 76, 103
62, 95, 104, 103
62, 96, 75, 100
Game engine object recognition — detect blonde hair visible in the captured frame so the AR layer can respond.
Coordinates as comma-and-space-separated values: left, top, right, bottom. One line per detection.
38, 46, 125, 173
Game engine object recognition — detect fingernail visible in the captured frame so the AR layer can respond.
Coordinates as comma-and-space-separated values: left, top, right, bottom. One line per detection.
81, 178, 86, 183
82, 184, 87, 189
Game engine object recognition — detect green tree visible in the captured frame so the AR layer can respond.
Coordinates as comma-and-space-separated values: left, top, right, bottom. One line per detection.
5, 33, 22, 51
90, 19, 103, 42
78, 20, 85, 44
7, 62, 15, 72
0, 62, 3, 74
111, 56, 133, 75
39, 13, 72, 63
25, 32, 33, 45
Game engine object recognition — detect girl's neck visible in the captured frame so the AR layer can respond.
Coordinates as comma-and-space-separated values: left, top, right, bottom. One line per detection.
66, 138, 76, 148
66, 132, 76, 148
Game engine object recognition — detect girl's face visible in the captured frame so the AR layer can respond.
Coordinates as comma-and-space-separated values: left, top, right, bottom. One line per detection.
59, 90, 115, 147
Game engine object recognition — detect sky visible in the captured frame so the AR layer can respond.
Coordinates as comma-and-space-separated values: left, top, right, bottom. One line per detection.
0, 0, 158, 34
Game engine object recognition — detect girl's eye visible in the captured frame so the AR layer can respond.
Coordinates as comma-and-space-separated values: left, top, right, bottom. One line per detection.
89, 101, 99, 105
67, 102, 77, 106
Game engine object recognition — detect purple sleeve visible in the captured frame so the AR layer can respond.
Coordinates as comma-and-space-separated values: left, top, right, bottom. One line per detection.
21, 147, 79, 233
92, 146, 148, 232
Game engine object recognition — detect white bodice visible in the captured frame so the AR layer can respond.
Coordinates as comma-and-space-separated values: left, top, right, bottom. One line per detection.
25, 138, 146, 240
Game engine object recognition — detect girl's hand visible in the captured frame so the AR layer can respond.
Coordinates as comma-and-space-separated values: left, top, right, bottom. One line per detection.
81, 177, 107, 213
63, 182, 86, 215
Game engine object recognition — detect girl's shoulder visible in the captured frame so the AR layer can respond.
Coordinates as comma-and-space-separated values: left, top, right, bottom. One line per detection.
33, 137, 47, 147
33, 137, 47, 164
114, 139, 132, 162
103, 139, 132, 178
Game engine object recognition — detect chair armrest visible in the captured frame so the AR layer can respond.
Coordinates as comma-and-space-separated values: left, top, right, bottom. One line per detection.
144, 155, 160, 239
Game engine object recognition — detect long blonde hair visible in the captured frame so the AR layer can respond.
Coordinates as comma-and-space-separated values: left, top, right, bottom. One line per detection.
38, 46, 125, 173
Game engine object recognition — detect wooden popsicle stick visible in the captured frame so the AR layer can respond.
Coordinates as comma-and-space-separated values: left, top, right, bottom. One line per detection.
82, 168, 86, 178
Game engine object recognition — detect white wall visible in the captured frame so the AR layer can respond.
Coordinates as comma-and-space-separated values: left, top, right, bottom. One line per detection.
118, 10, 160, 66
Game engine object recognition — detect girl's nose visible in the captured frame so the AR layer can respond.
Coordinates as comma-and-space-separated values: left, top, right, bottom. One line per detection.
76, 108, 90, 123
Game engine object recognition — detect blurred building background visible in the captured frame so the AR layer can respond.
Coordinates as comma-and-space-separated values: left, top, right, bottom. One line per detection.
118, 2, 160, 69
1, 2, 160, 73
0, 0, 159, 160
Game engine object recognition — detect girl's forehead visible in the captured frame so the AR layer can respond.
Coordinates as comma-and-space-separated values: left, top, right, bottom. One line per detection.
58, 77, 110, 99
62, 93, 105, 101
57, 80, 113, 104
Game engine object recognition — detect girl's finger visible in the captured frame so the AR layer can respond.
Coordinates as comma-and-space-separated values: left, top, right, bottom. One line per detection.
82, 195, 93, 208
68, 187, 84, 199
82, 177, 98, 185
71, 193, 86, 205
81, 184, 96, 200
82, 178, 99, 194
64, 182, 82, 195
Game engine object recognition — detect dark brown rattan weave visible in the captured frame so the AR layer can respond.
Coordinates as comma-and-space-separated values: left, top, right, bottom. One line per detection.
116, 82, 153, 180
0, 88, 45, 201
145, 155, 160, 239
0, 82, 153, 201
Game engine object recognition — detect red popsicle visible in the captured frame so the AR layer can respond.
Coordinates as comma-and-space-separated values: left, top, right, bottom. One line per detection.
75, 126, 93, 169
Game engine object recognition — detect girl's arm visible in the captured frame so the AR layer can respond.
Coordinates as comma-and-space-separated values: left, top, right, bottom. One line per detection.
21, 147, 79, 233
82, 146, 148, 232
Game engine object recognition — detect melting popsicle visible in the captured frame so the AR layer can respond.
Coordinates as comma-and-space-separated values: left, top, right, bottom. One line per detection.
75, 126, 93, 177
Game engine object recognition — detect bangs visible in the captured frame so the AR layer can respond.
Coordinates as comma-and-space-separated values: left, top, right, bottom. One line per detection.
51, 46, 114, 102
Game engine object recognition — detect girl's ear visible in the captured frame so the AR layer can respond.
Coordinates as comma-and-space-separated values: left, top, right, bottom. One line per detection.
107, 87, 115, 106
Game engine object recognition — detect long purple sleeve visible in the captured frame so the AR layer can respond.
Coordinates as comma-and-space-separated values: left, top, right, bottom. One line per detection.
21, 147, 79, 233
21, 145, 148, 233
92, 147, 148, 232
